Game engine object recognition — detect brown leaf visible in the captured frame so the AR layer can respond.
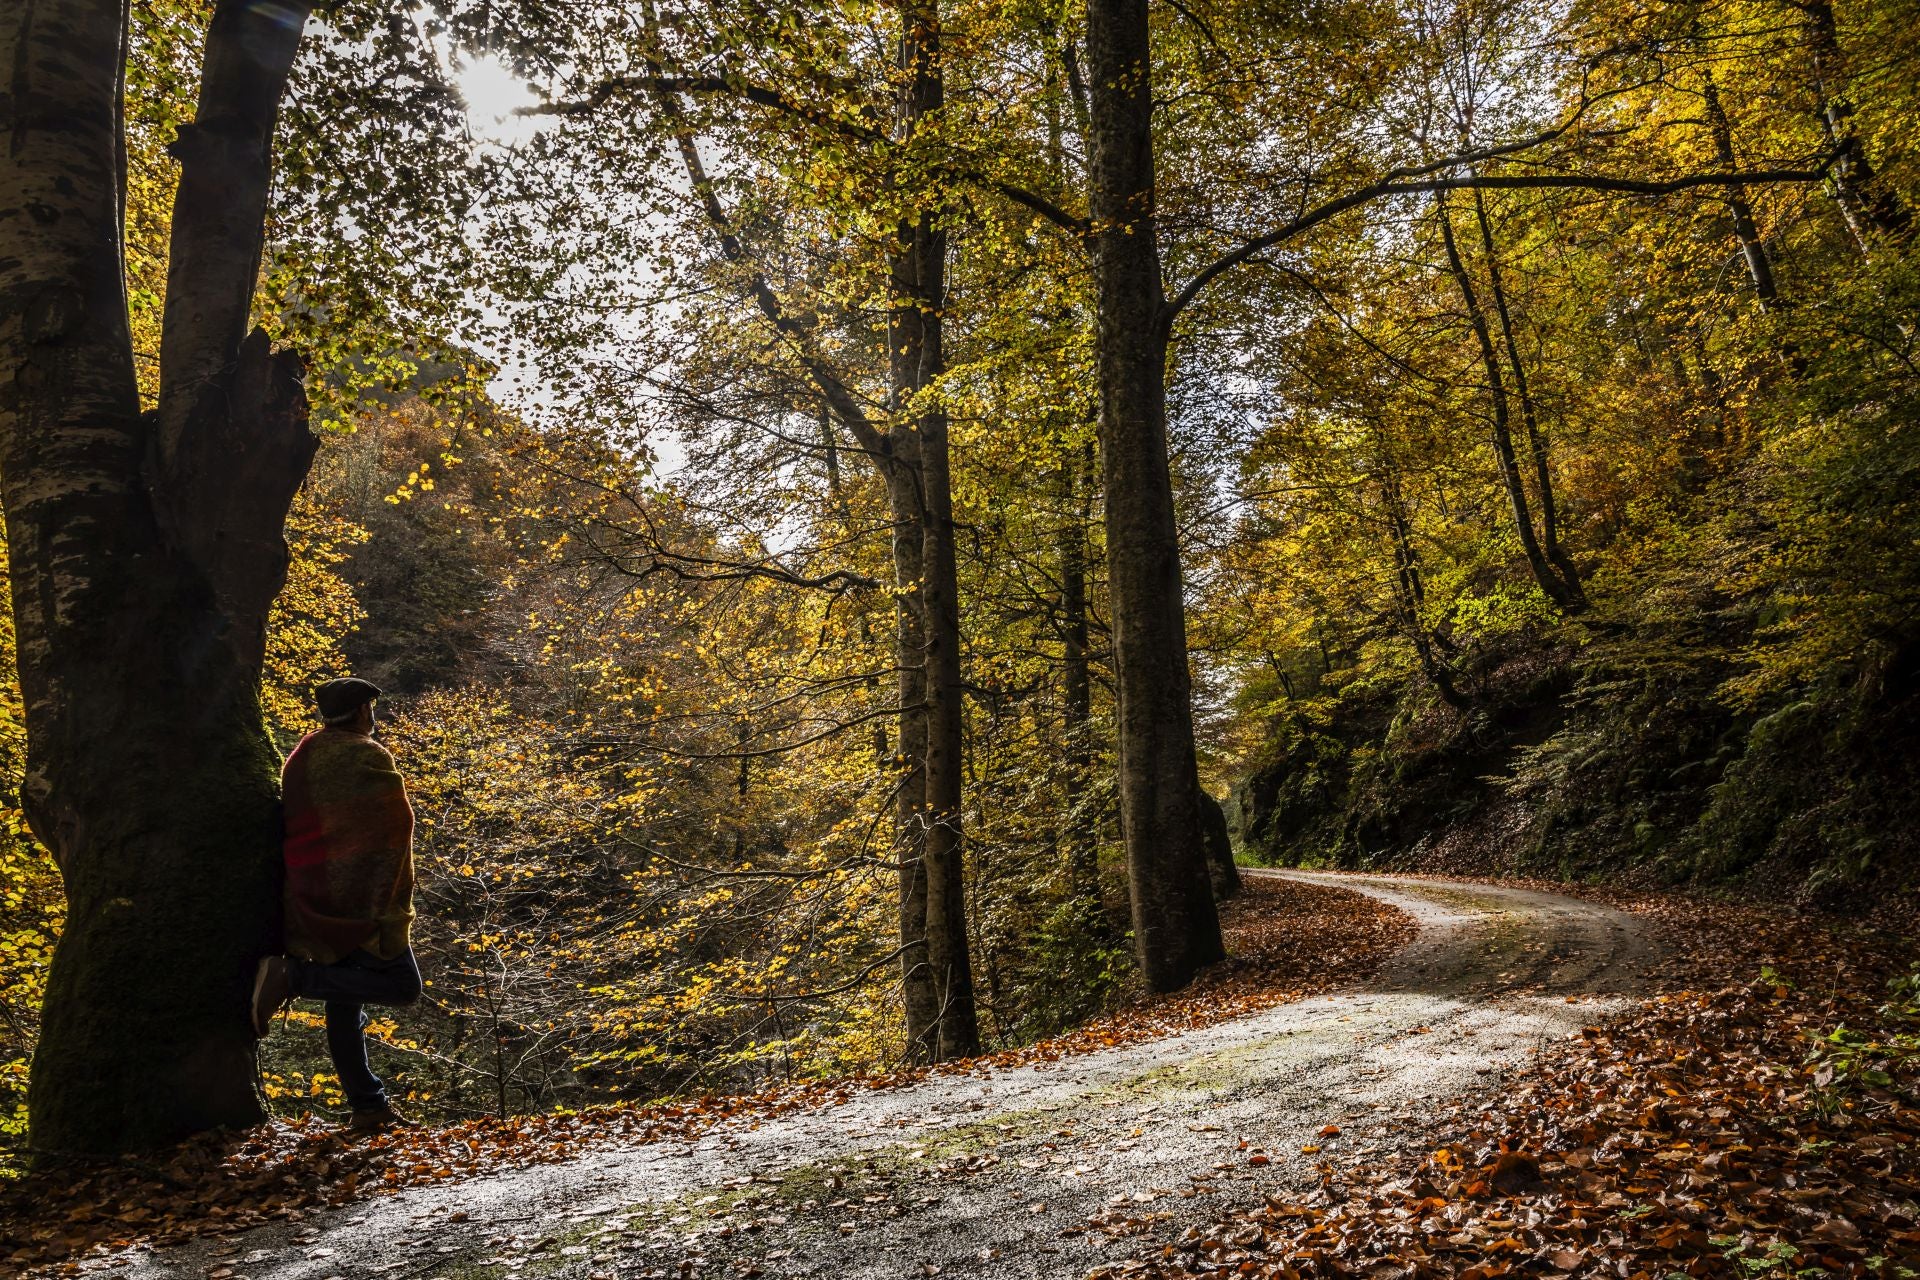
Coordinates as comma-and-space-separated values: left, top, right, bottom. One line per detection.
1488, 1153, 1548, 1196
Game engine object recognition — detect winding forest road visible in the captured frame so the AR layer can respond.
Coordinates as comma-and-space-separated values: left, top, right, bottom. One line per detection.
126, 872, 1658, 1280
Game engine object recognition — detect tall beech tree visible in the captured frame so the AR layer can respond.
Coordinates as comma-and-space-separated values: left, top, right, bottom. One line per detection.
631, 0, 980, 1060
1083, 0, 1226, 990
0, 0, 316, 1153
889, 0, 982, 1060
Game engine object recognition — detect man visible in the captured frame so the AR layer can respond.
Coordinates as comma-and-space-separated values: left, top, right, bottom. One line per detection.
251, 677, 422, 1132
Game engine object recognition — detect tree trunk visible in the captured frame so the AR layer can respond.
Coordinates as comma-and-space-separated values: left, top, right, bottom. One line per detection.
0, 0, 317, 1156
647, 26, 975, 1059
1796, 0, 1910, 253
1383, 479, 1465, 708
1197, 790, 1240, 902
1045, 13, 1100, 925
1435, 195, 1577, 615
1467, 191, 1587, 610
882, 455, 940, 1057
1084, 0, 1224, 992
1699, 71, 1780, 306
1056, 447, 1102, 919
891, 0, 977, 1060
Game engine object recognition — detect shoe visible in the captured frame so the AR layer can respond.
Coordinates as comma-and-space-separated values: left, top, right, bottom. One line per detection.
250, 956, 292, 1037
347, 1102, 411, 1133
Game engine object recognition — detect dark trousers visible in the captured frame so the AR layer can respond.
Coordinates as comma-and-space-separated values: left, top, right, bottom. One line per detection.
288, 948, 423, 1110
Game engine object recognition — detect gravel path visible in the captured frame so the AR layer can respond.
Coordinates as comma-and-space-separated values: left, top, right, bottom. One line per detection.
121, 872, 1657, 1280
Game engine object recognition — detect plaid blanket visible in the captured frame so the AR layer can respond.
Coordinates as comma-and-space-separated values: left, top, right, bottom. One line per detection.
281, 727, 415, 964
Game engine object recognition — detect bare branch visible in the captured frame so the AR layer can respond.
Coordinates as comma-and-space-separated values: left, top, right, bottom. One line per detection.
532, 68, 1088, 235
1166, 152, 1842, 321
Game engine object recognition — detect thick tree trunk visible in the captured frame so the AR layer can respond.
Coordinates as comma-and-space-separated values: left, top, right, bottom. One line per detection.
1467, 191, 1586, 610
1435, 196, 1578, 615
1084, 0, 1224, 992
883, 459, 940, 1058
912, 368, 978, 1060
0, 0, 316, 1156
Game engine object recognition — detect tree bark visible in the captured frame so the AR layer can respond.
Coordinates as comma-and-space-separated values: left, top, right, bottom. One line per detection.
890, 0, 978, 1060
1, 0, 317, 1156
1435, 195, 1577, 615
882, 452, 939, 1057
1794, 0, 1910, 253
1084, 0, 1224, 992
1055, 447, 1101, 918
1698, 71, 1779, 306
1467, 190, 1586, 609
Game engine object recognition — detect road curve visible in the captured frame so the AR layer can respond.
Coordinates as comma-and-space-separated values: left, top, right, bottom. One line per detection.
125, 872, 1658, 1280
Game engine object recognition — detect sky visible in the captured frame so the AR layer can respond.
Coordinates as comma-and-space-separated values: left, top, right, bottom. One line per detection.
442, 44, 693, 480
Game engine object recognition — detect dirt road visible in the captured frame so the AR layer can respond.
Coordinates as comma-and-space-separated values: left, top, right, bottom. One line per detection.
123, 872, 1657, 1280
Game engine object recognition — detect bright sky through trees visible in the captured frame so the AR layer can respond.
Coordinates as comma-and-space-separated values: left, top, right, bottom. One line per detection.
453, 54, 543, 147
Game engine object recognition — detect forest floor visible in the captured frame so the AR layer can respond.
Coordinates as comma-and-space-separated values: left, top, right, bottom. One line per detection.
18, 871, 1917, 1280
68, 873, 1661, 1280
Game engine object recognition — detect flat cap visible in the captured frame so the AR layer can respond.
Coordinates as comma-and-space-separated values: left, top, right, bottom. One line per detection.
314, 677, 382, 721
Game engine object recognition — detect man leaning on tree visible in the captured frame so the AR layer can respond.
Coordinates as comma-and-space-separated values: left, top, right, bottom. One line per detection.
252, 677, 422, 1132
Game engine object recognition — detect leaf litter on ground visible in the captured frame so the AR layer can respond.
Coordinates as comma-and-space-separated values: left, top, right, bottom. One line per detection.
1083, 889, 1920, 1280
2, 876, 1412, 1271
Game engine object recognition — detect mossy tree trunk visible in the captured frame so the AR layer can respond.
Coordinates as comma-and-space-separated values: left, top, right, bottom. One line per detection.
0, 0, 318, 1155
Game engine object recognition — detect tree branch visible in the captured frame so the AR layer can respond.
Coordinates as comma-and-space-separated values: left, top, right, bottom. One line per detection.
587, 540, 882, 594
1166, 153, 1842, 321
148, 0, 319, 642
534, 69, 1087, 234
642, 76, 896, 464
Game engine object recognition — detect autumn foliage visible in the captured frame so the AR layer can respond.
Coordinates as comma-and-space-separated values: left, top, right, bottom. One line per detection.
1084, 894, 1920, 1279
1, 0, 1918, 1244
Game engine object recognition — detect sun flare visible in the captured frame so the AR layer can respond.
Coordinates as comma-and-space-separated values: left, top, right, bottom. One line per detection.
455, 54, 541, 145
